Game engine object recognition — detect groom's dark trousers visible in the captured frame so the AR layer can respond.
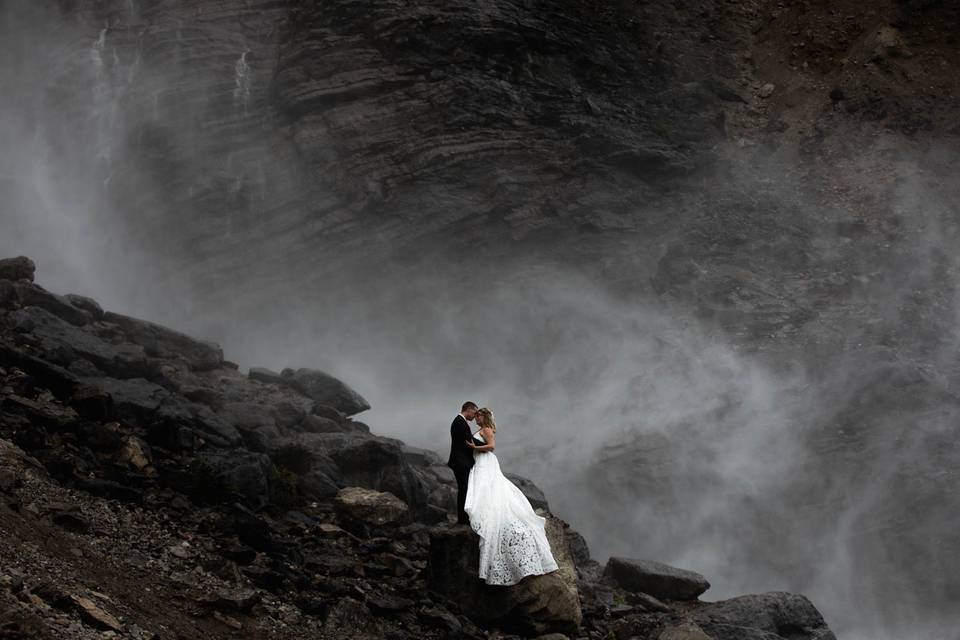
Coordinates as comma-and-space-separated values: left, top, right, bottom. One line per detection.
447, 414, 483, 524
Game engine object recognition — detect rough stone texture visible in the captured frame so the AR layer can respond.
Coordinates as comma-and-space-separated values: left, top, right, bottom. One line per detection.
402, 445, 440, 467
427, 516, 582, 635
691, 592, 837, 640
102, 311, 223, 372
279, 368, 370, 416
9, 307, 149, 379
316, 432, 428, 516
0, 256, 35, 282
13, 283, 93, 326
333, 486, 411, 527
657, 621, 713, 640
603, 557, 710, 601
248, 367, 284, 385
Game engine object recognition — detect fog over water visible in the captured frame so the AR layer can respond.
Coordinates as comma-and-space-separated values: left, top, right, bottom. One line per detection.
3, 3, 960, 639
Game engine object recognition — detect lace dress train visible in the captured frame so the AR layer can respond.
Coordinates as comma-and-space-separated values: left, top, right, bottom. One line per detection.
463, 435, 559, 586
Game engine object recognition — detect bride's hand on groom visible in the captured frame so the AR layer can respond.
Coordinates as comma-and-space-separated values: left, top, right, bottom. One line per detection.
466, 440, 477, 448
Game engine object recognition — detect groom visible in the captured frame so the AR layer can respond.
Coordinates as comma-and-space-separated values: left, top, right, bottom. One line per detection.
447, 401, 483, 524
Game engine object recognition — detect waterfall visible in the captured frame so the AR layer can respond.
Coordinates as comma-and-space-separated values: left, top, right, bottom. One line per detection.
233, 50, 251, 114
91, 27, 106, 73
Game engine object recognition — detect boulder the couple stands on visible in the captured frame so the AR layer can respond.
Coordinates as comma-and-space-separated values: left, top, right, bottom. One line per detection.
0, 255, 837, 639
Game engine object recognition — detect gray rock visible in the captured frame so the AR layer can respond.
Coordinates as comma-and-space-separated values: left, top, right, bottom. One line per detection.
0, 279, 15, 307
427, 464, 455, 484
402, 445, 441, 467
64, 294, 104, 320
219, 402, 277, 431
566, 527, 592, 568
172, 451, 274, 509
279, 368, 370, 416
428, 484, 457, 512
79, 376, 170, 426
249, 367, 283, 384
603, 557, 710, 601
273, 400, 307, 429
0, 256, 35, 282
314, 432, 428, 516
334, 486, 411, 527
102, 311, 223, 371
427, 516, 582, 635
310, 403, 346, 422
184, 402, 242, 446
691, 592, 837, 640
0, 341, 80, 400
298, 414, 346, 433
323, 598, 382, 639
13, 283, 92, 326
10, 306, 148, 378
657, 621, 712, 640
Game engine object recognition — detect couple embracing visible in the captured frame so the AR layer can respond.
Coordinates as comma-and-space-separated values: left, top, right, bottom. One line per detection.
447, 401, 559, 586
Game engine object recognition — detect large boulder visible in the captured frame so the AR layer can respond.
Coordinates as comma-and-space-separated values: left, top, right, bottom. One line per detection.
0, 256, 35, 282
691, 592, 837, 640
0, 341, 79, 400
603, 557, 710, 601
102, 311, 223, 371
160, 450, 274, 509
13, 283, 94, 326
334, 486, 411, 527
79, 376, 170, 426
426, 516, 582, 635
315, 432, 428, 516
9, 307, 148, 378
279, 368, 370, 416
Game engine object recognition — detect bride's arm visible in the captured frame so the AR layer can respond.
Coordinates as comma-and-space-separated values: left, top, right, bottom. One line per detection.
467, 428, 496, 452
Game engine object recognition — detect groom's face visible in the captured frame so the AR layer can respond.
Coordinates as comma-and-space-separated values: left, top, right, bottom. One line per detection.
465, 407, 478, 421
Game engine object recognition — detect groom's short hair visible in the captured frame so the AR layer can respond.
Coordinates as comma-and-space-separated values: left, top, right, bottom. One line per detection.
461, 401, 478, 412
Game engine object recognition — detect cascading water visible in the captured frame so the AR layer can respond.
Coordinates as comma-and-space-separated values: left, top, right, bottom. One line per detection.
233, 49, 251, 115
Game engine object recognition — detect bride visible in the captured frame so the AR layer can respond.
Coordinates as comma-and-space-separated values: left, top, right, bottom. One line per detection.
463, 407, 560, 586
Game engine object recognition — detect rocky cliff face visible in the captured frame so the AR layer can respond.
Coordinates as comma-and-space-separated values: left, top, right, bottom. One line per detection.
0, 258, 837, 639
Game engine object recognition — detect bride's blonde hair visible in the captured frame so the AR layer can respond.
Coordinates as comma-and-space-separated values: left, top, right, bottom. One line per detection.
477, 407, 497, 432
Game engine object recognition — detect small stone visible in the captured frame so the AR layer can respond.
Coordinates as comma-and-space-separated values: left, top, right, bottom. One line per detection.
70, 595, 123, 632
167, 543, 194, 560
211, 611, 242, 630
115, 436, 151, 471
759, 83, 775, 98
201, 587, 261, 613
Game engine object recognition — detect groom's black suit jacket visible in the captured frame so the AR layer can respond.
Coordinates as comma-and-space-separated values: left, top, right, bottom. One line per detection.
447, 415, 484, 472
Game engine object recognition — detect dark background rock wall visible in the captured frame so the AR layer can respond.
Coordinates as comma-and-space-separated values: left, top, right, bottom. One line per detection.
2, 1, 960, 638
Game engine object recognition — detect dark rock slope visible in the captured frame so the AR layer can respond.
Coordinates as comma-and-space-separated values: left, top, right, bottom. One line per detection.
0, 257, 836, 639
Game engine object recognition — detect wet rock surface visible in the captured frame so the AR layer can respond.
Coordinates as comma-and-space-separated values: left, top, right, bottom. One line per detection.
0, 261, 838, 638
603, 557, 711, 601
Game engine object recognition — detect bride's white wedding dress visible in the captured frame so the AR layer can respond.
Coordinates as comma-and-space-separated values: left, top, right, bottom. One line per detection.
463, 431, 559, 586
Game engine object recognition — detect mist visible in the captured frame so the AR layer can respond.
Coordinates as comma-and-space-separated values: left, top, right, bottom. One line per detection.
3, 3, 960, 640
